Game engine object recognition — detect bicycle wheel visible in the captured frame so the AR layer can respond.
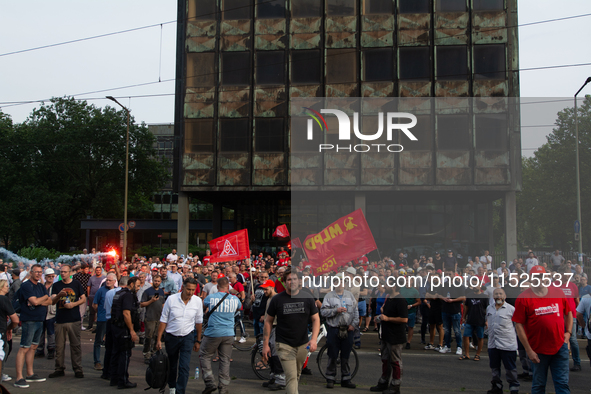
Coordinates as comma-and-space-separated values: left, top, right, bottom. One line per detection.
233, 320, 255, 351
251, 345, 271, 381
316, 344, 359, 384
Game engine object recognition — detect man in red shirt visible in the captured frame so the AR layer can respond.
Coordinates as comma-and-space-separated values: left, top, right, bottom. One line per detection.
512, 265, 572, 394
202, 250, 211, 265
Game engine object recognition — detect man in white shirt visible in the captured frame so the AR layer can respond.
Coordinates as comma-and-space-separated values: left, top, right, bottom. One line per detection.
525, 252, 538, 273
156, 277, 203, 394
166, 249, 179, 263
496, 261, 507, 276
480, 251, 493, 271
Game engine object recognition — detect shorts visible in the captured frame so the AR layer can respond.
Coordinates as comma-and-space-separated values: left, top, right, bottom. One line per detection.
20, 321, 43, 348
358, 300, 367, 317
463, 323, 484, 339
407, 313, 416, 328
428, 310, 443, 326
0, 332, 5, 361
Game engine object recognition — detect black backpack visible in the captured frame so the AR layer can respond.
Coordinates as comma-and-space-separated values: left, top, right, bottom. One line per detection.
145, 350, 169, 393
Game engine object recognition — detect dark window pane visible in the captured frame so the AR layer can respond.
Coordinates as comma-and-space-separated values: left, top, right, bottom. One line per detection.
222, 52, 250, 85
327, 0, 356, 15
291, 0, 321, 17
291, 50, 321, 84
437, 114, 470, 150
291, 117, 323, 152
185, 120, 214, 153
473, 0, 503, 11
257, 0, 285, 18
189, 0, 217, 20
437, 0, 466, 11
187, 52, 215, 87
399, 47, 430, 80
255, 118, 284, 152
326, 49, 357, 84
220, 119, 250, 152
399, 0, 429, 13
475, 114, 507, 150
364, 49, 393, 82
223, 0, 251, 20
256, 51, 285, 85
474, 44, 505, 80
403, 115, 432, 150
364, 0, 392, 14
436, 46, 467, 80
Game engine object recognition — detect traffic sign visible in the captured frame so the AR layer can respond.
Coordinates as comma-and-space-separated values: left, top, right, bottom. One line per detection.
129, 221, 136, 229
574, 220, 581, 234
118, 223, 128, 232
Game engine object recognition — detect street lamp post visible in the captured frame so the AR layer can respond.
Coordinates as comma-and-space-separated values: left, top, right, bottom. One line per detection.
574, 77, 591, 261
106, 96, 130, 261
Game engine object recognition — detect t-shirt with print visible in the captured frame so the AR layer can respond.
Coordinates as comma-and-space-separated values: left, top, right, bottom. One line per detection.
52, 280, 85, 324
440, 281, 465, 315
141, 287, 166, 322
512, 286, 571, 355
266, 290, 318, 348
399, 287, 420, 314
203, 292, 241, 338
465, 290, 487, 327
252, 285, 268, 319
19, 280, 48, 322
381, 295, 408, 345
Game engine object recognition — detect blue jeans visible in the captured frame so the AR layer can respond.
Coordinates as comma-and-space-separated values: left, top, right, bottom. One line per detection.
253, 317, 264, 337
94, 321, 107, 364
569, 321, 580, 366
165, 331, 194, 394
441, 312, 461, 349
532, 343, 570, 394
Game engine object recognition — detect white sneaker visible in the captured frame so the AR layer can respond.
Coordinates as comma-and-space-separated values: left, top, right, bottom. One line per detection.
81, 326, 86, 331
439, 346, 450, 354
469, 343, 475, 349
239, 337, 247, 344
169, 388, 176, 394
2, 374, 12, 382
456, 347, 463, 355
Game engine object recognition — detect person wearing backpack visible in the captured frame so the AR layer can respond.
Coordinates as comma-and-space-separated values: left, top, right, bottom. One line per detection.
156, 277, 203, 394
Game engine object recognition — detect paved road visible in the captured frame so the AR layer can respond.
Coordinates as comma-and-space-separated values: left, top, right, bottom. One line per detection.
3, 330, 590, 393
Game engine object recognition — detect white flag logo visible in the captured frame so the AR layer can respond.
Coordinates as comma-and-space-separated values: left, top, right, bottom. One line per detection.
219, 238, 238, 256
276, 229, 285, 237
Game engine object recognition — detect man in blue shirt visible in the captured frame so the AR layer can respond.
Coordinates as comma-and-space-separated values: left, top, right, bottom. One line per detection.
199, 277, 241, 394
99, 282, 121, 381
579, 277, 591, 298
92, 273, 116, 371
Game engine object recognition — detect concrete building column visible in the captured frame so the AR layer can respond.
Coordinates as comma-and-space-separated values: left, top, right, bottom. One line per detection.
177, 192, 190, 256
504, 191, 518, 261
354, 192, 366, 215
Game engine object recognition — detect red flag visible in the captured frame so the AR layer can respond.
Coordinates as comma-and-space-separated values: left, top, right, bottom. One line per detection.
273, 224, 290, 238
292, 237, 303, 249
304, 209, 377, 274
208, 229, 250, 263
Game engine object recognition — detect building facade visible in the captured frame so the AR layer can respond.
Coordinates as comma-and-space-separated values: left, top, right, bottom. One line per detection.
173, 0, 521, 260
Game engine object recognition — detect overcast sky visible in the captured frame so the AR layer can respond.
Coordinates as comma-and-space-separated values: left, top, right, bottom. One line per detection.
1, 0, 590, 157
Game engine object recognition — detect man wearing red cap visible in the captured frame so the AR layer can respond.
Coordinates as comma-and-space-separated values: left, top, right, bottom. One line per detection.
512, 265, 572, 394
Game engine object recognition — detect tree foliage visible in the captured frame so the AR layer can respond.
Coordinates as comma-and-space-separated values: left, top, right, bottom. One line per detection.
0, 97, 169, 251
517, 95, 591, 251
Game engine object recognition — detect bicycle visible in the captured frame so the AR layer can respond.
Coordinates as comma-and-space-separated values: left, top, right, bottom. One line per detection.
233, 310, 254, 351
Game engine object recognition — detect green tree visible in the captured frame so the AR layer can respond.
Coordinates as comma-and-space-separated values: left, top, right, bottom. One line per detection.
517, 95, 591, 251
0, 97, 169, 251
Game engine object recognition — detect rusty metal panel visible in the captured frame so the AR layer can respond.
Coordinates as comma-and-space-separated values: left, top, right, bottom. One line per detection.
475, 151, 509, 167
473, 80, 508, 97
399, 168, 433, 185
435, 81, 470, 97
186, 36, 216, 52
398, 30, 430, 46
324, 152, 358, 186
291, 33, 321, 49
326, 31, 357, 48
399, 82, 431, 97
472, 12, 507, 44
473, 97, 508, 113
219, 87, 250, 118
185, 88, 215, 118
289, 85, 322, 99
290, 17, 322, 34
326, 16, 357, 32
221, 20, 251, 35
361, 153, 395, 185
475, 168, 510, 185
255, 19, 287, 50
254, 87, 287, 117
436, 151, 470, 168
326, 83, 359, 97
360, 31, 393, 47
435, 97, 470, 114
398, 13, 429, 46
187, 21, 216, 38
361, 83, 394, 98
220, 35, 250, 51
255, 19, 286, 34
218, 154, 250, 185
362, 15, 394, 31
434, 13, 469, 45
436, 168, 472, 185
400, 151, 432, 168
183, 153, 215, 185
255, 35, 287, 50
291, 154, 321, 185
253, 153, 286, 185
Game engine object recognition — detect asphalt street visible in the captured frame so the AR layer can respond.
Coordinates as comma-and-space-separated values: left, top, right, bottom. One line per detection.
2, 330, 590, 394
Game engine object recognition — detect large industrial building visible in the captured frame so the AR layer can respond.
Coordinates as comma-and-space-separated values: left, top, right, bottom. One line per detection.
173, 0, 521, 260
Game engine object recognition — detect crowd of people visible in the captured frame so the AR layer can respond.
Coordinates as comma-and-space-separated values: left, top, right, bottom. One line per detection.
0, 246, 586, 394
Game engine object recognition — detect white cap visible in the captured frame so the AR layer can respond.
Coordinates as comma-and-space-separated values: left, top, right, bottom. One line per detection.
45, 268, 55, 275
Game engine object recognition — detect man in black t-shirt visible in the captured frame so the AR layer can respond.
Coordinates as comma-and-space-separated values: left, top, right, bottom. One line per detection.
439, 270, 465, 356
370, 282, 408, 394
250, 271, 269, 337
48, 264, 86, 379
0, 281, 18, 385
424, 275, 444, 351
460, 287, 487, 360
263, 269, 319, 394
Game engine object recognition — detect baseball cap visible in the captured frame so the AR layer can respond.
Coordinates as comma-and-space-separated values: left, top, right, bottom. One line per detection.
399, 263, 405, 267
501, 261, 507, 264
530, 265, 546, 274
260, 280, 275, 288
447, 249, 453, 253
218, 273, 225, 278
44, 268, 54, 275
346, 267, 357, 275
